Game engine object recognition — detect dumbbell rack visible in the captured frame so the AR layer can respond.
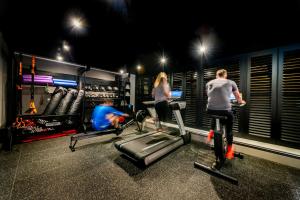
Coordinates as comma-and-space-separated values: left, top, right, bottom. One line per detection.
119, 75, 131, 109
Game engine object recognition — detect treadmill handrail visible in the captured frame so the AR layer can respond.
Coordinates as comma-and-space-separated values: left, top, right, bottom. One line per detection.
142, 100, 187, 136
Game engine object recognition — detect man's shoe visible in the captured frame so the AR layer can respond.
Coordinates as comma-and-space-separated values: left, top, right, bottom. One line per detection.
226, 145, 234, 160
115, 125, 124, 136
206, 130, 214, 143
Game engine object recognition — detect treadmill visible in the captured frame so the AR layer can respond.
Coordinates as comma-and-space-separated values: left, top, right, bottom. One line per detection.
114, 91, 190, 166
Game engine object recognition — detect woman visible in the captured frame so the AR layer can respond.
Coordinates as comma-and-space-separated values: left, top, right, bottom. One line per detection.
152, 72, 171, 131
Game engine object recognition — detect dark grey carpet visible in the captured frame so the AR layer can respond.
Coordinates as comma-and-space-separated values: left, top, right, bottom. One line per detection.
0, 125, 299, 200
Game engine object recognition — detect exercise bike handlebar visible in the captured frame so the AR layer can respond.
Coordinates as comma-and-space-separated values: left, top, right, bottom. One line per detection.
231, 101, 246, 107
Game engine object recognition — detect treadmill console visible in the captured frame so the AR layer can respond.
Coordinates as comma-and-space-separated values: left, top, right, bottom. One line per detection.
229, 92, 243, 103
168, 90, 185, 110
170, 90, 182, 99
142, 90, 186, 110
230, 93, 236, 103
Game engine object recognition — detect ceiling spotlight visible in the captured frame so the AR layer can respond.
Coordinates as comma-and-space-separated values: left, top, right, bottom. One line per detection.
56, 54, 64, 61
67, 13, 87, 35
198, 45, 206, 54
120, 69, 124, 74
160, 56, 167, 65
137, 65, 142, 70
63, 41, 70, 52
71, 17, 83, 29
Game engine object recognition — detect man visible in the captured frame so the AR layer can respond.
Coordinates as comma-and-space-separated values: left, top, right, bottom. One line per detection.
91, 100, 129, 131
206, 69, 246, 159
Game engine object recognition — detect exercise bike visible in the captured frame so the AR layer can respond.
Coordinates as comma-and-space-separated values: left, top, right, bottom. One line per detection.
194, 101, 246, 185
69, 108, 148, 152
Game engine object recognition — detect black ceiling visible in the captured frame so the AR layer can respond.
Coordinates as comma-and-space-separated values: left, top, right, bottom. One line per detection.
1, 0, 300, 73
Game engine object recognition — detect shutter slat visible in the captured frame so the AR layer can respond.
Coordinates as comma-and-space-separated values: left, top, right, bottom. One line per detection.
281, 49, 300, 144
249, 55, 272, 138
184, 71, 198, 127
171, 73, 184, 123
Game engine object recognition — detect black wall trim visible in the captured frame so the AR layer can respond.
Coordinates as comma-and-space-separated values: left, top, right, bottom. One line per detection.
234, 140, 300, 160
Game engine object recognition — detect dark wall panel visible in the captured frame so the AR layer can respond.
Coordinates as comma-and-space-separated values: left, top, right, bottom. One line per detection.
171, 72, 184, 123
248, 55, 272, 138
184, 71, 197, 127
280, 49, 300, 143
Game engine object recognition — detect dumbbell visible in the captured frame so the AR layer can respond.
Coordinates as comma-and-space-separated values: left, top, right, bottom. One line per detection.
100, 86, 106, 92
92, 85, 99, 91
107, 86, 112, 91
113, 87, 119, 91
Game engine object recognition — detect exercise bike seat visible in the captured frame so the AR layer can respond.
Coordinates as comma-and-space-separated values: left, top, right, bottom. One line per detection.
208, 115, 228, 120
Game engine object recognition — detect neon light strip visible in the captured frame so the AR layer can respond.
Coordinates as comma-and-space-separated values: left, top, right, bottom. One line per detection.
53, 79, 77, 83
53, 81, 77, 86
23, 74, 53, 79
53, 78, 77, 86
23, 78, 52, 82
23, 74, 53, 84
54, 82, 77, 86
23, 79, 53, 84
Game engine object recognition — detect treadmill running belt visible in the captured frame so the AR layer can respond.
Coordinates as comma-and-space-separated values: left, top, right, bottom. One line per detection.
118, 132, 182, 159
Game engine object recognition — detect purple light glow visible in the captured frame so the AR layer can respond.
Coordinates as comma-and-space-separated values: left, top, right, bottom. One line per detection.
23, 74, 53, 84
23, 74, 53, 79
22, 74, 53, 85
23, 79, 53, 84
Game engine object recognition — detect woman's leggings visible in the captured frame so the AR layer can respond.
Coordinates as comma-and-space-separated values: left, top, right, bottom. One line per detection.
155, 100, 169, 123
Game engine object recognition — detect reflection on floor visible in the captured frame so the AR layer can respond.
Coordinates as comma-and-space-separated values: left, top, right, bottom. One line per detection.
0, 125, 299, 200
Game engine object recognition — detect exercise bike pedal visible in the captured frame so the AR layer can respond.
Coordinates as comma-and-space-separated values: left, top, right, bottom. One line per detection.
115, 125, 125, 136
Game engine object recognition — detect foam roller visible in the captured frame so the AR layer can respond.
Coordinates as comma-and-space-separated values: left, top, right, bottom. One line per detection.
67, 90, 84, 115
55, 89, 78, 115
43, 87, 67, 115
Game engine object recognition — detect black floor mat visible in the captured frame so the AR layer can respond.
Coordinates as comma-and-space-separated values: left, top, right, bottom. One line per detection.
0, 126, 299, 200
